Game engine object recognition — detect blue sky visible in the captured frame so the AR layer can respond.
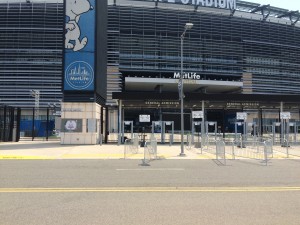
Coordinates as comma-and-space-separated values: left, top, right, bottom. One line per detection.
253, 0, 300, 11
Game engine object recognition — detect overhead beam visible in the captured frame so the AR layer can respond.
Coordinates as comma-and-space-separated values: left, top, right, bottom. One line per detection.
250, 4, 270, 21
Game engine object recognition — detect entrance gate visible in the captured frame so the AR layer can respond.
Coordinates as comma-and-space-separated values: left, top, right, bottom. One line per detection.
122, 121, 133, 143
192, 121, 202, 144
206, 121, 217, 136
152, 121, 174, 144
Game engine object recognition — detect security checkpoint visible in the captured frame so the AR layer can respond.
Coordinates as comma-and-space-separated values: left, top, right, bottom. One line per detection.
151, 121, 174, 144
122, 121, 133, 143
191, 121, 202, 144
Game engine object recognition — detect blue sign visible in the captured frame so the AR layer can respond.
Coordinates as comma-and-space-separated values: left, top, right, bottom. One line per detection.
64, 0, 95, 91
65, 61, 94, 90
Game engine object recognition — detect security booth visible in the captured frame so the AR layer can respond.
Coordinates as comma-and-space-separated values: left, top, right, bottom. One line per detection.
192, 121, 202, 144
287, 122, 296, 143
152, 121, 174, 144
164, 121, 174, 145
296, 122, 300, 142
122, 121, 133, 143
272, 122, 281, 144
205, 121, 217, 136
245, 122, 257, 141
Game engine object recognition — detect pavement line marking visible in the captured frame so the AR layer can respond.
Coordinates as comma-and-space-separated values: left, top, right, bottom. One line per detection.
1, 187, 300, 193
0, 155, 56, 160
116, 168, 185, 171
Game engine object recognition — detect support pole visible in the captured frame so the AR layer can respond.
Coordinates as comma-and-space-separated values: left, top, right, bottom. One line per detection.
118, 100, 122, 145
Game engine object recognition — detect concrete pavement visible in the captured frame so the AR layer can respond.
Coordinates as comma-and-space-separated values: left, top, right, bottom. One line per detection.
0, 140, 300, 160
0, 140, 212, 160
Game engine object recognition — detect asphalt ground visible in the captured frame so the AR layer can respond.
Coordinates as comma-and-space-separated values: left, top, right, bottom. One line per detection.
1, 159, 300, 225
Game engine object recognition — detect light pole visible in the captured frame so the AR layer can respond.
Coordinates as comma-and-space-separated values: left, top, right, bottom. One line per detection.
30, 89, 40, 119
179, 23, 193, 156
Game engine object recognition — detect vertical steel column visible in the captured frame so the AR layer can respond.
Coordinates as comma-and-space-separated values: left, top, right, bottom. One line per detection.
32, 107, 35, 141
280, 102, 284, 145
180, 37, 185, 156
46, 108, 49, 141
118, 100, 122, 145
201, 100, 205, 147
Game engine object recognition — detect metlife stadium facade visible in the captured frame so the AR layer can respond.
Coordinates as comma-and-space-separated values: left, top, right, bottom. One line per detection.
0, 0, 300, 143
108, 0, 300, 138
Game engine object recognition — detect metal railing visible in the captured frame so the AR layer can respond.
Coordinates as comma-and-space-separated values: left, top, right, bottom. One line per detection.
124, 134, 139, 159
216, 139, 226, 165
141, 135, 157, 166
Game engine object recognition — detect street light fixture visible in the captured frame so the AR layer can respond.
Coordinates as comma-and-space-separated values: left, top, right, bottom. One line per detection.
179, 23, 193, 156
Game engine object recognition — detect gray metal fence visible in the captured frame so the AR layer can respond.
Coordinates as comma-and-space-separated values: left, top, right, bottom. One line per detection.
141, 135, 157, 166
124, 134, 139, 159
216, 139, 226, 165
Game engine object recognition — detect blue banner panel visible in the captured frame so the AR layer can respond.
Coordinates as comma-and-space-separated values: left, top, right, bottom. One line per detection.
64, 0, 95, 91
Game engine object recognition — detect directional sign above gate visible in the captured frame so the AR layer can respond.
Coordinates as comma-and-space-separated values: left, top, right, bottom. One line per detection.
280, 112, 291, 120
139, 115, 150, 122
236, 112, 247, 120
192, 111, 203, 119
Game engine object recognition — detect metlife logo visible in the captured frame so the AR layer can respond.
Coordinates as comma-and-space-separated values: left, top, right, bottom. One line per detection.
155, 0, 237, 10
174, 72, 201, 80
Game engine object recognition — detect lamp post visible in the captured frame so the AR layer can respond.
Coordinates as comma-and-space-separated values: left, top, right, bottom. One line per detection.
179, 23, 193, 156
30, 90, 40, 119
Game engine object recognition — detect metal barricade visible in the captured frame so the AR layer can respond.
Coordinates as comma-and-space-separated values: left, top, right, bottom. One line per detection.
201, 134, 216, 154
186, 133, 192, 150
141, 136, 157, 166
216, 139, 226, 165
124, 134, 139, 159
263, 139, 273, 166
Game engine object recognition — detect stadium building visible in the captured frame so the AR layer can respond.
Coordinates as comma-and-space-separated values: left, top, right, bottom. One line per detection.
0, 0, 300, 143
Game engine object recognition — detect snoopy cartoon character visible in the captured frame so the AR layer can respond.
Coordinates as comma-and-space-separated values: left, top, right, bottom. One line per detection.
65, 0, 93, 52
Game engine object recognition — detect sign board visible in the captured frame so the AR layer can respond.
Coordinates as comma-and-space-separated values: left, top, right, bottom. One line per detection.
194, 122, 201, 125
139, 115, 150, 122
275, 122, 281, 126
248, 123, 253, 126
237, 112, 247, 120
192, 111, 203, 119
280, 112, 291, 120
165, 122, 172, 126
289, 123, 294, 126
155, 0, 236, 10
124, 121, 132, 125
237, 122, 242, 126
64, 0, 96, 91
61, 119, 82, 132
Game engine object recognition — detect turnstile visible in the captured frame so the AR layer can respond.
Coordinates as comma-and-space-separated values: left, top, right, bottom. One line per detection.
152, 121, 174, 144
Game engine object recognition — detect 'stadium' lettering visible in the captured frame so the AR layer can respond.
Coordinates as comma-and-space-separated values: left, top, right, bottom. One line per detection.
157, 0, 236, 10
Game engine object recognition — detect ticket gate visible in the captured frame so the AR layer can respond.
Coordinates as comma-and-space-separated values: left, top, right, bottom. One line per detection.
192, 121, 202, 144
152, 121, 174, 144
122, 121, 133, 143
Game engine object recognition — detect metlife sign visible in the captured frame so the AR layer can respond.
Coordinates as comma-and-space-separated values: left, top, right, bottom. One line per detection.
156, 0, 237, 10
